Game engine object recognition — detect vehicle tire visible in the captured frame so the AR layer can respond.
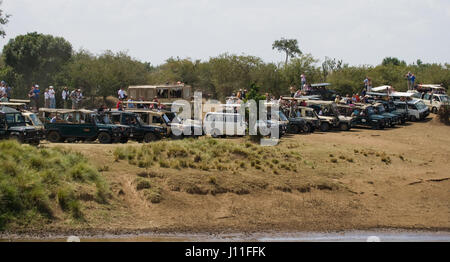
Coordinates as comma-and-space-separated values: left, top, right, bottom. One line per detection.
144, 133, 158, 143
120, 138, 129, 144
340, 123, 350, 131
378, 123, 385, 130
10, 135, 22, 143
98, 132, 112, 144
47, 131, 62, 143
302, 124, 311, 134
432, 107, 438, 114
30, 139, 40, 146
320, 122, 330, 132
410, 115, 417, 122
290, 125, 300, 134
211, 129, 221, 138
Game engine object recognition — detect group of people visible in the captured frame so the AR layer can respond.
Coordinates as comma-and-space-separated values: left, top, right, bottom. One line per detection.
27, 84, 84, 111
0, 81, 13, 102
405, 72, 416, 90
117, 87, 165, 111
335, 94, 369, 105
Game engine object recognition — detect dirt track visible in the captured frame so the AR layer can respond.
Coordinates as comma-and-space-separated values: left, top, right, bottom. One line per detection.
14, 115, 450, 235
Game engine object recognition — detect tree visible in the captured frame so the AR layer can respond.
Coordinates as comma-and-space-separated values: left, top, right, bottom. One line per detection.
382, 57, 406, 67
272, 38, 302, 67
0, 0, 10, 38
2, 32, 73, 90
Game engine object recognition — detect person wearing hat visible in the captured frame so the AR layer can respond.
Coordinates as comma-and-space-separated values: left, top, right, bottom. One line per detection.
44, 88, 50, 108
49, 86, 56, 108
62, 87, 70, 109
33, 84, 41, 110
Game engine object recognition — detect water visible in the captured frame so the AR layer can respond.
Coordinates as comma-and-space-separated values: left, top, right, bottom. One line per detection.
1, 230, 450, 242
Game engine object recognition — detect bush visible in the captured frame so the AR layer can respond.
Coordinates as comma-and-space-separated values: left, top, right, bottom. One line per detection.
0, 140, 110, 229
438, 104, 450, 125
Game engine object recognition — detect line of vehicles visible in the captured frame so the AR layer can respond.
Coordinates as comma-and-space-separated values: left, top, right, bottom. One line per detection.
0, 83, 446, 145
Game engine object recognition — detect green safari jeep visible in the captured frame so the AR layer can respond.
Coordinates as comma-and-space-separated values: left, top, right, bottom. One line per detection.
39, 109, 130, 144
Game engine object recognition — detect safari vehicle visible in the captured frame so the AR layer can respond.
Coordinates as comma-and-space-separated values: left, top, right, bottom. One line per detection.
305, 100, 353, 132
39, 109, 130, 144
409, 91, 449, 114
203, 112, 247, 138
128, 84, 192, 103
104, 110, 166, 142
393, 100, 430, 122
126, 109, 203, 138
0, 107, 43, 145
373, 102, 400, 127
280, 98, 321, 133
0, 102, 44, 130
365, 93, 408, 124
305, 83, 337, 101
338, 104, 386, 130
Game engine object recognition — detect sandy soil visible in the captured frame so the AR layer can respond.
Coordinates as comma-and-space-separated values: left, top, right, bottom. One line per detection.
6, 115, 450, 236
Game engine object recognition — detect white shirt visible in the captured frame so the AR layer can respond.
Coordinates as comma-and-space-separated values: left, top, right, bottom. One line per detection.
62, 90, 69, 100
48, 89, 55, 99
118, 89, 125, 99
44, 92, 50, 100
0, 87, 5, 95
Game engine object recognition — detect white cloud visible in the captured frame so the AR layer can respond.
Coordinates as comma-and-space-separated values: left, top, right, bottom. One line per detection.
1, 0, 449, 65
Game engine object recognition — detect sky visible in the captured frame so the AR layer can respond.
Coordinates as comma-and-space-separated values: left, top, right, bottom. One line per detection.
1, 0, 449, 66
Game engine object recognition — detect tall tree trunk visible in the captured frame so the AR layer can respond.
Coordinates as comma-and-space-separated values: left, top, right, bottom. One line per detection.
285, 52, 289, 67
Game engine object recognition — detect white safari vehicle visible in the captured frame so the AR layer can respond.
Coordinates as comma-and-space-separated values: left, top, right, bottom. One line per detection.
408, 85, 449, 113
203, 112, 247, 138
393, 99, 430, 122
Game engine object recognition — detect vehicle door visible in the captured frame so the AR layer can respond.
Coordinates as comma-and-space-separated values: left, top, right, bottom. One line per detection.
423, 93, 432, 108
236, 114, 246, 136
0, 115, 7, 137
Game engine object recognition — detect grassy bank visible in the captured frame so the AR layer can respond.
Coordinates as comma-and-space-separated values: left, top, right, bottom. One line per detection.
0, 141, 110, 230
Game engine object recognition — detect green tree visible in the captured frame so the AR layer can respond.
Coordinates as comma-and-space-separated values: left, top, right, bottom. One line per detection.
382, 57, 406, 67
2, 32, 73, 93
0, 0, 10, 38
272, 38, 302, 67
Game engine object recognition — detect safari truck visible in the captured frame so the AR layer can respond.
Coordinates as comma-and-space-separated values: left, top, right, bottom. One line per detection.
125, 109, 203, 138
104, 110, 166, 142
305, 100, 353, 132
393, 100, 430, 122
280, 98, 321, 133
39, 109, 130, 144
365, 93, 408, 124
128, 84, 192, 103
0, 107, 43, 145
409, 87, 449, 114
337, 104, 386, 130
372, 102, 400, 127
203, 112, 247, 138
0, 102, 44, 130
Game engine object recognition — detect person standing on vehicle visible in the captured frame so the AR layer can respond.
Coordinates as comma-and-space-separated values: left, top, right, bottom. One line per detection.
44, 88, 50, 108
405, 72, 412, 90
49, 86, 56, 108
62, 87, 70, 109
301, 74, 307, 90
410, 74, 416, 90
118, 87, 126, 100
33, 84, 41, 110
70, 89, 78, 109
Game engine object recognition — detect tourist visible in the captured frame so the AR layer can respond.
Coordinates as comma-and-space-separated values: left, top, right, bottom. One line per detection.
0, 93, 8, 102
62, 87, 70, 109
118, 87, 126, 100
49, 86, 56, 108
410, 74, 416, 90
44, 88, 50, 108
33, 85, 41, 110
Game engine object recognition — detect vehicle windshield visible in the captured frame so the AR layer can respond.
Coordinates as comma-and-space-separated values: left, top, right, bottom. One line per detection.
278, 111, 288, 121
165, 112, 182, 124
6, 113, 26, 124
29, 113, 44, 126
96, 114, 113, 125
415, 101, 427, 110
376, 105, 386, 114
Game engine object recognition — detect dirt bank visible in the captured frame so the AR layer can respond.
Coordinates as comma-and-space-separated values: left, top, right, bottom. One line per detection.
3, 116, 450, 236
